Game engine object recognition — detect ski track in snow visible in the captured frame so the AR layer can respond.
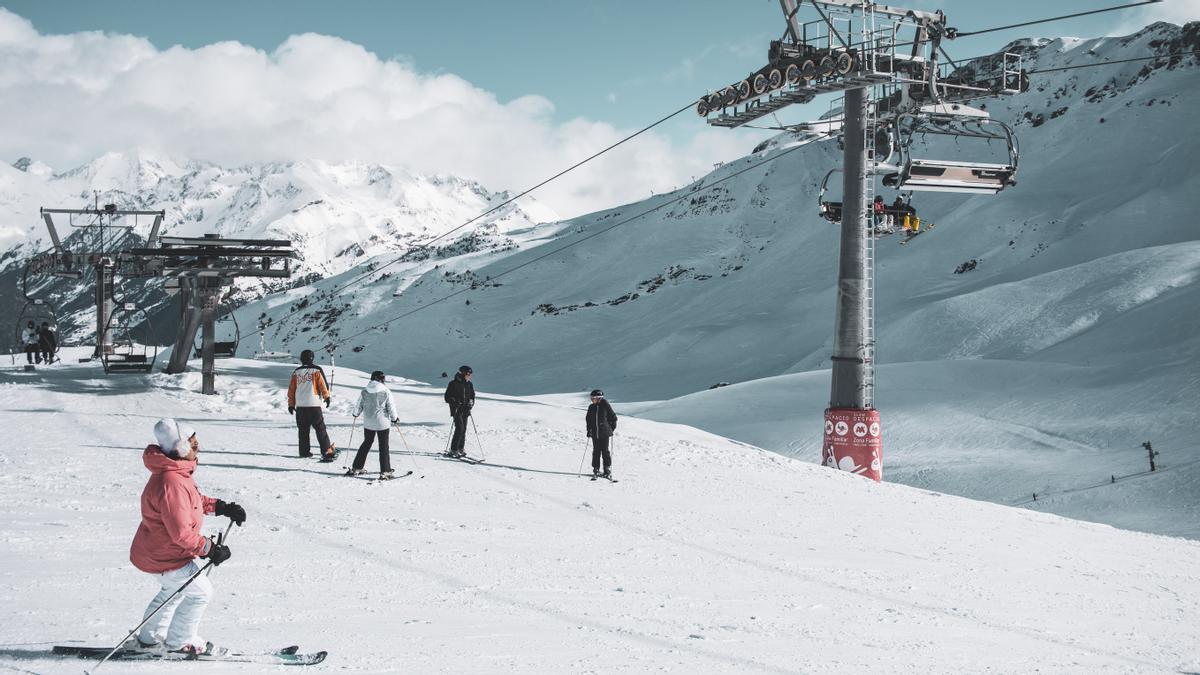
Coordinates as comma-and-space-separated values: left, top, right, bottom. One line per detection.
1, 357, 1199, 673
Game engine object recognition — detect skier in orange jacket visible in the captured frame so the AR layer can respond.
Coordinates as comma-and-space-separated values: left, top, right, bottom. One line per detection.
287, 349, 337, 461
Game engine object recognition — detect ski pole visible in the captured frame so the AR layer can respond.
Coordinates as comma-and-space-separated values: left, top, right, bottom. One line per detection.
578, 439, 590, 477
89, 525, 236, 674
345, 416, 359, 469
204, 520, 235, 577
392, 421, 421, 471
469, 414, 486, 461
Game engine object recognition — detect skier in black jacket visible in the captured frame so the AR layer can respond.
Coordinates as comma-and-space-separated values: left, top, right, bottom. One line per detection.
443, 365, 475, 458
37, 322, 58, 365
585, 389, 618, 479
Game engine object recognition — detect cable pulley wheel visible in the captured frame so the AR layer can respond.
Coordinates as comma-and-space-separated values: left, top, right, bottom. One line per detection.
800, 60, 817, 81
753, 73, 769, 95
836, 52, 855, 75
767, 69, 783, 90
785, 64, 802, 85
735, 79, 751, 101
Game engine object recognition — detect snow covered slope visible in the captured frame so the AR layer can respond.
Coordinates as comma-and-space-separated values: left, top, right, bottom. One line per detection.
1, 360, 1198, 673
215, 23, 1200, 539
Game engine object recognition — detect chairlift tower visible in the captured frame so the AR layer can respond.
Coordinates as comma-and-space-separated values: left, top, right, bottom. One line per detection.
127, 234, 295, 394
38, 204, 165, 359
33, 205, 295, 394
698, 0, 1024, 481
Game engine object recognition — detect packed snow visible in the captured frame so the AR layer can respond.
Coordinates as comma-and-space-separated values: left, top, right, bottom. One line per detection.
1, 357, 1199, 673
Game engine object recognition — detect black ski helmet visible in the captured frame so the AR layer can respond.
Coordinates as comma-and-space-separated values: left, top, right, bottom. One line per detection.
590, 389, 604, 398
300, 349, 315, 364
370, 370, 386, 382
458, 365, 473, 375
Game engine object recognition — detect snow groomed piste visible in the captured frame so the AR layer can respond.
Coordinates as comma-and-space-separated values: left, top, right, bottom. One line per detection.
1, 356, 1199, 673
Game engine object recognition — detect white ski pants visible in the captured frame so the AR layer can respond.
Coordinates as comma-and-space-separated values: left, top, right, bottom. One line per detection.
137, 560, 213, 650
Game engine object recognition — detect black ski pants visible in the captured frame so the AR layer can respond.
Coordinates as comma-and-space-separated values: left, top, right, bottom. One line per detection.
450, 412, 470, 454
352, 429, 391, 473
295, 407, 332, 457
591, 435, 611, 473
25, 344, 39, 364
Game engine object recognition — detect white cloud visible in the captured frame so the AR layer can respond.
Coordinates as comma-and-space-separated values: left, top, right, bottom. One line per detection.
1115, 0, 1200, 33
0, 8, 754, 219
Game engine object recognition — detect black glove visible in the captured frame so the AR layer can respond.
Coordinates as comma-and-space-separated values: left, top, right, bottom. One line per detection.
215, 500, 246, 526
288, 406, 295, 415
205, 541, 232, 566
325, 398, 331, 408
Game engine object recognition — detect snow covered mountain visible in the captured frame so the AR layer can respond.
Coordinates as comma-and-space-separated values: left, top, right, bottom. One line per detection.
0, 151, 556, 342
238, 23, 1199, 395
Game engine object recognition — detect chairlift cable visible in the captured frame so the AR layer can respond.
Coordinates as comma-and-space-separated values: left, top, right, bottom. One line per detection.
329, 142, 810, 350
1026, 48, 1200, 74
949, 0, 1162, 39
317, 99, 697, 299
239, 98, 699, 348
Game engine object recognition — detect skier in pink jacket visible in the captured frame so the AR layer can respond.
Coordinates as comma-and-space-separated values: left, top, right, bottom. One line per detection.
128, 419, 246, 655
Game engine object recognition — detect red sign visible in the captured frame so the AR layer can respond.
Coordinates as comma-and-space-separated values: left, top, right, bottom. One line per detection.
822, 408, 882, 482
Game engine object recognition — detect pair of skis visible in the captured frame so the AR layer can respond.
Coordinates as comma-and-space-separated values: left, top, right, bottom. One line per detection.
52, 643, 326, 667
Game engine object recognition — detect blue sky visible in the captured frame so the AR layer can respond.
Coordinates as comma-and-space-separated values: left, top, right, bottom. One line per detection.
4, 0, 1185, 133
0, 1, 1193, 216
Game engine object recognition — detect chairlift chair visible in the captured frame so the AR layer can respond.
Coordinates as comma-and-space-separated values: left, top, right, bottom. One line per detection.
193, 306, 240, 359
13, 298, 60, 364
883, 108, 1019, 194
817, 168, 844, 223
102, 302, 158, 374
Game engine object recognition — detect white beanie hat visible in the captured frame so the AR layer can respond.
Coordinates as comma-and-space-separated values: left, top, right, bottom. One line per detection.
153, 418, 197, 458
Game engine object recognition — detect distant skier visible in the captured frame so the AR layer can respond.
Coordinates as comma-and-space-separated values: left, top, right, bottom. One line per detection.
38, 321, 57, 364
348, 370, 398, 479
287, 349, 337, 461
443, 365, 475, 458
20, 320, 39, 364
128, 419, 245, 655
586, 389, 618, 479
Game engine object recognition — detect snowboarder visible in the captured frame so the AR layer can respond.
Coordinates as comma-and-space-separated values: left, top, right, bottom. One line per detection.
443, 365, 475, 458
348, 370, 398, 478
37, 321, 57, 364
287, 349, 337, 461
129, 418, 245, 655
20, 320, 39, 364
586, 389, 618, 479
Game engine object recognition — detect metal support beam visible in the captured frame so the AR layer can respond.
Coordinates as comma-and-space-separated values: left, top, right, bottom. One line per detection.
200, 292, 217, 395
94, 261, 115, 359
829, 86, 871, 409
166, 280, 202, 374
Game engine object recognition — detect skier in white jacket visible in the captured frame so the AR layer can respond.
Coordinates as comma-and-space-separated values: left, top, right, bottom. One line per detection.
347, 371, 398, 478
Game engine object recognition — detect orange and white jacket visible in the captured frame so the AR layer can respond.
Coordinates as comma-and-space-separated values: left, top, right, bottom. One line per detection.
288, 365, 331, 408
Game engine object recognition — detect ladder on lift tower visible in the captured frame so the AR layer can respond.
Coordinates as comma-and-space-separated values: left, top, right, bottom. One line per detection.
861, 5, 879, 410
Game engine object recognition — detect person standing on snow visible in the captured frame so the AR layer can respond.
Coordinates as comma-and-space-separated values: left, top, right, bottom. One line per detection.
20, 320, 40, 364
443, 365, 475, 458
287, 349, 337, 461
348, 370, 398, 479
585, 389, 618, 479
128, 419, 246, 655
